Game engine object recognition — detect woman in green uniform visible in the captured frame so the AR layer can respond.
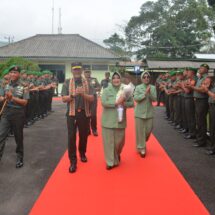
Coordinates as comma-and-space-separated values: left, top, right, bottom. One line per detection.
101, 72, 134, 170
134, 71, 157, 158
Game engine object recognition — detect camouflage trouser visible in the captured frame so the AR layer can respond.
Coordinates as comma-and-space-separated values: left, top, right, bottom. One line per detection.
0, 108, 25, 161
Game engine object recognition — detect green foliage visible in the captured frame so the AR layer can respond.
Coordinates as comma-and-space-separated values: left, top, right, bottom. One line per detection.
124, 0, 215, 59
0, 57, 40, 77
103, 33, 128, 57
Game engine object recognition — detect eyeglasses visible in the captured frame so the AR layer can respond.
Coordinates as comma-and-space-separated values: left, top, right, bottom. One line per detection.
143, 76, 150, 79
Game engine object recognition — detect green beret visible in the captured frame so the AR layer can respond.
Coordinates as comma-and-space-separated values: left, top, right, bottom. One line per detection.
21, 70, 27, 74
177, 69, 184, 75
42, 70, 52, 75
169, 71, 177, 77
8, 65, 21, 72
200, 64, 209, 70
1, 68, 10, 77
26, 71, 33, 75
188, 67, 198, 74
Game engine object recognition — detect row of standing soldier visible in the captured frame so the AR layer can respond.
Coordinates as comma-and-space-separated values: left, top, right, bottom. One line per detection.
156, 64, 215, 155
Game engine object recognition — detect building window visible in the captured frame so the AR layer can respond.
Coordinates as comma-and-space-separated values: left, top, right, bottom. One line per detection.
39, 64, 65, 83
92, 65, 108, 71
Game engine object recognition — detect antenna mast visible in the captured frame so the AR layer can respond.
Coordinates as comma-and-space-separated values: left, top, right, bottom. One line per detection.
52, 0, 55, 34
58, 8, 62, 34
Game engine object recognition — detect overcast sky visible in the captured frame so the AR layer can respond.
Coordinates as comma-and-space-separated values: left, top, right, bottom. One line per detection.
0, 0, 145, 45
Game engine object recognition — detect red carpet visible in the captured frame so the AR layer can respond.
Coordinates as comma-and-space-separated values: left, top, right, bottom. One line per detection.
30, 101, 209, 215
52, 97, 62, 101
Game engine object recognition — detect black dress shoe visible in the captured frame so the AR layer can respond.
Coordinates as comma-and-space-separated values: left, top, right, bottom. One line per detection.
193, 143, 206, 147
16, 158, 24, 168
171, 123, 177, 126
179, 129, 188, 134
80, 154, 88, 163
106, 165, 114, 170
193, 139, 199, 143
69, 164, 77, 173
206, 150, 215, 155
92, 130, 98, 136
174, 125, 181, 129
184, 134, 196, 139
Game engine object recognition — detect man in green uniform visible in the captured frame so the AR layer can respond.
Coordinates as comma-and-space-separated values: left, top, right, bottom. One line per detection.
159, 73, 170, 120
61, 62, 94, 173
186, 64, 209, 147
0, 69, 11, 110
202, 77, 215, 155
0, 65, 29, 168
173, 70, 184, 129
156, 74, 165, 106
164, 71, 177, 125
84, 67, 101, 136
101, 72, 111, 89
134, 71, 157, 157
180, 67, 197, 139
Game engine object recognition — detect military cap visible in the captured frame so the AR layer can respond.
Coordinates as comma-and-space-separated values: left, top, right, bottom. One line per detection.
188, 67, 198, 74
8, 65, 21, 72
1, 68, 10, 77
200, 64, 209, 70
71, 62, 82, 70
83, 66, 91, 72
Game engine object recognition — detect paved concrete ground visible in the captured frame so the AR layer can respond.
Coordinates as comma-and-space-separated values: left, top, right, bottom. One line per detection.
0, 102, 214, 215
0, 101, 67, 215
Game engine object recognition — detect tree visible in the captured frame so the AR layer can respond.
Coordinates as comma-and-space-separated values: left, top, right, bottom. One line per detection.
0, 57, 40, 76
125, 0, 215, 59
103, 33, 128, 57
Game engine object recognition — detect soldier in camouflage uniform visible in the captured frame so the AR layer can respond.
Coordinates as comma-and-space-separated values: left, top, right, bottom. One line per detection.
0, 65, 29, 168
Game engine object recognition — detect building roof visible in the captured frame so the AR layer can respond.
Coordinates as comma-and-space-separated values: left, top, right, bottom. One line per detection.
146, 59, 215, 70
0, 34, 120, 60
194, 53, 215, 60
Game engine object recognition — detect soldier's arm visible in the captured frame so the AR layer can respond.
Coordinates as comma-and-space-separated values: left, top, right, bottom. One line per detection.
94, 79, 101, 92
189, 85, 205, 93
61, 80, 72, 103
207, 90, 215, 100
10, 97, 28, 106
0, 96, 5, 102
81, 86, 94, 102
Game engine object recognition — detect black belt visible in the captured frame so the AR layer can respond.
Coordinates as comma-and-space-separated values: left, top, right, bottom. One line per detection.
194, 97, 208, 100
185, 97, 193, 99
